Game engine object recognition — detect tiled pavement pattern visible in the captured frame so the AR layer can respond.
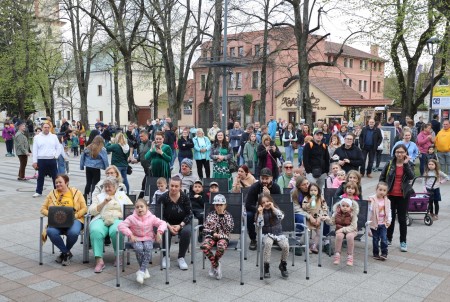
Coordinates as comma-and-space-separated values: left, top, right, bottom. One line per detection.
0, 143, 449, 301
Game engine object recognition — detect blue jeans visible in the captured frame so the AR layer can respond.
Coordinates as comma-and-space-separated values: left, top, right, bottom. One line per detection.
371, 224, 388, 256
170, 148, 177, 169
246, 211, 256, 241
47, 220, 83, 254
117, 166, 130, 194
36, 159, 57, 194
285, 145, 294, 163
297, 146, 304, 167
295, 213, 305, 233
57, 155, 66, 174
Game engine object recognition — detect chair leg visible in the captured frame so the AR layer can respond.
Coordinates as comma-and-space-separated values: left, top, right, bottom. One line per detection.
364, 223, 370, 274
305, 227, 310, 280
116, 232, 120, 287
318, 221, 324, 267
39, 217, 43, 265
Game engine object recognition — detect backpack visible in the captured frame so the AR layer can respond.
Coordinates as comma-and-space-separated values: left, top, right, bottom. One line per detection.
309, 142, 327, 150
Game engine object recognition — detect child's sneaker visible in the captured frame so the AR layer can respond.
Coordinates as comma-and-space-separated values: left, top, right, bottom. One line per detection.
333, 253, 341, 265
136, 270, 145, 284
400, 242, 408, 252
208, 265, 216, 277
346, 254, 353, 266
144, 269, 151, 279
310, 244, 319, 254
380, 254, 387, 261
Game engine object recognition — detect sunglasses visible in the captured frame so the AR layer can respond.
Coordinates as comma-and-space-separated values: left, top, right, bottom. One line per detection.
285, 166, 293, 169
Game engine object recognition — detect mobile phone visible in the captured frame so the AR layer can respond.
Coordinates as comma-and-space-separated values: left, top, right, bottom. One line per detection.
270, 141, 274, 146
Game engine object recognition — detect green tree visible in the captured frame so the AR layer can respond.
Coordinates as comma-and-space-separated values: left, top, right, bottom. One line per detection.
0, 0, 39, 119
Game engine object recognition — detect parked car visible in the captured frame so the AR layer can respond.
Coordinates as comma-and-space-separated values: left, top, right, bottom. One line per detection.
35, 117, 47, 126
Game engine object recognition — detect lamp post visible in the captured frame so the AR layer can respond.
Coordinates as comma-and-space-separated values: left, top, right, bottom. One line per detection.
48, 75, 56, 122
427, 37, 439, 122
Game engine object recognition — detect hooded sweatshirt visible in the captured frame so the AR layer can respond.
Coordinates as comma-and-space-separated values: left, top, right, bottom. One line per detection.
118, 210, 167, 242
106, 143, 130, 167
435, 128, 450, 153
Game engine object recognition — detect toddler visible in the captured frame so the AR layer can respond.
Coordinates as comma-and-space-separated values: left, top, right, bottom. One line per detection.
332, 170, 346, 188
324, 198, 359, 266
368, 182, 392, 260
201, 194, 234, 280
326, 163, 340, 188
425, 145, 438, 165
256, 193, 289, 279
64, 146, 70, 174
206, 181, 220, 201
71, 132, 79, 156
301, 183, 328, 253
335, 170, 363, 200
424, 159, 447, 220
288, 167, 304, 188
152, 177, 168, 205
339, 181, 360, 201
118, 199, 167, 284
189, 180, 208, 242
79, 134, 86, 152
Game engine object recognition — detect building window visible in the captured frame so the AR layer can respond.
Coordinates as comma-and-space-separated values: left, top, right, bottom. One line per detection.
57, 87, 62, 97
58, 111, 62, 121
364, 80, 367, 92
201, 49, 208, 58
349, 59, 353, 68
379, 63, 383, 71
183, 101, 193, 115
228, 72, 235, 89
252, 71, 260, 89
238, 46, 244, 57
344, 58, 350, 68
254, 44, 261, 56
67, 111, 71, 120
373, 81, 376, 92
360, 60, 368, 70
230, 47, 235, 57
343, 79, 347, 84
377, 81, 381, 93
349, 79, 352, 87
98, 85, 102, 96
200, 74, 206, 91
99, 111, 103, 121
327, 56, 332, 63
66, 87, 70, 97
359, 80, 363, 92
235, 72, 242, 89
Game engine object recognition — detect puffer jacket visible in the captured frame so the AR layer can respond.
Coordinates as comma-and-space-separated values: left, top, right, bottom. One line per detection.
335, 207, 352, 230
325, 201, 360, 233
379, 160, 415, 199
118, 210, 167, 242
80, 147, 109, 170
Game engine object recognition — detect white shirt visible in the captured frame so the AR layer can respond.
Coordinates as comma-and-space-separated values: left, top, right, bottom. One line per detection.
32, 132, 60, 163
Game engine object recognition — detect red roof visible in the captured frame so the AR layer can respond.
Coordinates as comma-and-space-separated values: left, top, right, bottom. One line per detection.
338, 99, 394, 106
309, 77, 363, 100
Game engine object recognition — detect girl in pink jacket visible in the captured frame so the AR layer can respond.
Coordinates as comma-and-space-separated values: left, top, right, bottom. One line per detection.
118, 199, 167, 284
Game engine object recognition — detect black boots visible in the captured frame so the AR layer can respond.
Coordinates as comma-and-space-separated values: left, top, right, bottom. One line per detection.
264, 263, 270, 278
279, 261, 289, 278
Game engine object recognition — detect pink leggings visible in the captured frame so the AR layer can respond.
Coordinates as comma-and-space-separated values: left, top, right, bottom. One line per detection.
335, 231, 357, 255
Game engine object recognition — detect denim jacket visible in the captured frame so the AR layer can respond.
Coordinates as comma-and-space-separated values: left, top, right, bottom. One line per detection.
80, 148, 109, 170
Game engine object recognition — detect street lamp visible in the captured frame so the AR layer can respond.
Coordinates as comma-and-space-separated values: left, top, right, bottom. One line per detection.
427, 37, 439, 122
48, 74, 56, 122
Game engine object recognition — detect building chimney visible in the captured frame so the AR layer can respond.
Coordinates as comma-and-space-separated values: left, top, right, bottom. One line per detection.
370, 44, 379, 57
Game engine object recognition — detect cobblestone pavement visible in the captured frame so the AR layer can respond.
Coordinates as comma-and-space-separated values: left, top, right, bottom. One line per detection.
0, 143, 449, 301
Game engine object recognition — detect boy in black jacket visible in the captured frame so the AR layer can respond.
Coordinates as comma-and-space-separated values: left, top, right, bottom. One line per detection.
190, 180, 209, 242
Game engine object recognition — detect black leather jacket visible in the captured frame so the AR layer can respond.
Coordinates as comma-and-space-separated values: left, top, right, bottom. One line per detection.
379, 160, 415, 199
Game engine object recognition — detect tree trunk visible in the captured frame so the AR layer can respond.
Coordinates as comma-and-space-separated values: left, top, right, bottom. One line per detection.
123, 56, 137, 123
114, 64, 120, 126
211, 0, 223, 124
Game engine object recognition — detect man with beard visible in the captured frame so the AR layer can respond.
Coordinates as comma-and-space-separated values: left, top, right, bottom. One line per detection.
245, 168, 281, 250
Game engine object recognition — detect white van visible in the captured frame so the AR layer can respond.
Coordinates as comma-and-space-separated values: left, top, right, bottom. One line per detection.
35, 117, 48, 126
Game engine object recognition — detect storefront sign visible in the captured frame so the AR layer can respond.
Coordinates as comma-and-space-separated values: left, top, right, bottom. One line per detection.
281, 97, 298, 108
281, 93, 327, 110
433, 86, 450, 97
432, 97, 450, 109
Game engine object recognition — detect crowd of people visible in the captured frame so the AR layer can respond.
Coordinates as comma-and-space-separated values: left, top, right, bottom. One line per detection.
5, 112, 450, 284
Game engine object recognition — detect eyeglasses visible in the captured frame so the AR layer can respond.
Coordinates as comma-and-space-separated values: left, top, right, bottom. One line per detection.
285, 166, 293, 169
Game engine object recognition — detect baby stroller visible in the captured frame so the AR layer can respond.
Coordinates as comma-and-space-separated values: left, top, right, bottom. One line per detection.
406, 176, 436, 226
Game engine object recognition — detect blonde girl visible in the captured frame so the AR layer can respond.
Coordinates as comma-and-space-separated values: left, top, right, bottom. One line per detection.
424, 159, 447, 220
340, 181, 360, 201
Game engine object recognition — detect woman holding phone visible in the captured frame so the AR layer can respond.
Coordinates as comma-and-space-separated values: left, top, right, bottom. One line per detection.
145, 131, 172, 179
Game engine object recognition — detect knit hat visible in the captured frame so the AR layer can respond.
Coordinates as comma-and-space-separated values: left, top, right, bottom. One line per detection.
340, 198, 352, 207
209, 181, 219, 187
181, 158, 193, 169
212, 194, 227, 205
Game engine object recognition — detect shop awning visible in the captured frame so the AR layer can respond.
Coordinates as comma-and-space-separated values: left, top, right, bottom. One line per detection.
337, 99, 394, 106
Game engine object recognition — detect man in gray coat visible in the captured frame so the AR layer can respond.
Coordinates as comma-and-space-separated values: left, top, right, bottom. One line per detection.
14, 122, 30, 180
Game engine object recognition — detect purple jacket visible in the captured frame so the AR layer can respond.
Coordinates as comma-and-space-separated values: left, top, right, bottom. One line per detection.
2, 127, 15, 140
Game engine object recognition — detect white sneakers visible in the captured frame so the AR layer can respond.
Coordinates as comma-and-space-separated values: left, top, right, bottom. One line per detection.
177, 257, 188, 270
136, 270, 145, 284
162, 256, 169, 269
32, 193, 42, 198
208, 265, 216, 277
215, 262, 222, 280
144, 269, 150, 279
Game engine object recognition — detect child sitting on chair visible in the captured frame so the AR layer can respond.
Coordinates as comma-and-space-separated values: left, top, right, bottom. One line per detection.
200, 194, 234, 280
190, 179, 208, 242
256, 193, 289, 279
118, 199, 167, 284
323, 198, 359, 266
332, 169, 346, 188
152, 177, 168, 205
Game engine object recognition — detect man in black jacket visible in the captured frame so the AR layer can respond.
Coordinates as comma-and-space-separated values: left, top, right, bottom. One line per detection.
332, 133, 364, 173
238, 123, 253, 165
245, 168, 281, 250
134, 130, 152, 198
359, 119, 382, 178
302, 129, 330, 189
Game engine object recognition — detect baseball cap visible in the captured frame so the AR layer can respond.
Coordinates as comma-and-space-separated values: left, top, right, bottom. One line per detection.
209, 181, 219, 187
314, 129, 324, 135
260, 168, 273, 177
212, 194, 227, 205
194, 179, 203, 185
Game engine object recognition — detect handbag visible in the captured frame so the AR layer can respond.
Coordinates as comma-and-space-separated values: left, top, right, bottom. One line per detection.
291, 141, 298, 149
127, 165, 133, 175
48, 206, 75, 229
312, 167, 322, 178
246, 160, 253, 169
228, 158, 239, 173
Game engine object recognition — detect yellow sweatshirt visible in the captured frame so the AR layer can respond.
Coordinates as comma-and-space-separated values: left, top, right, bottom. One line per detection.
435, 128, 450, 152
